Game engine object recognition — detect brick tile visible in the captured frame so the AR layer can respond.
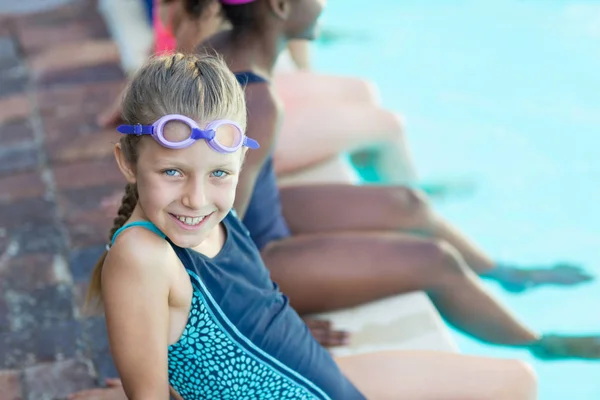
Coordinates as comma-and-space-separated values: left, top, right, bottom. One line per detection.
0, 17, 13, 37
0, 254, 71, 292
46, 128, 120, 163
0, 295, 10, 332
0, 95, 31, 125
68, 244, 105, 283
0, 65, 28, 99
90, 353, 117, 385
29, 40, 120, 77
58, 183, 124, 216
37, 80, 124, 120
57, 184, 124, 248
22, 359, 95, 400
16, 17, 109, 56
0, 36, 17, 58
82, 317, 117, 382
66, 219, 112, 249
0, 37, 20, 71
38, 81, 124, 162
14, 0, 100, 30
0, 197, 56, 229
0, 119, 34, 147
3, 284, 74, 332
42, 114, 120, 164
98, 189, 122, 218
0, 58, 23, 79
39, 63, 125, 89
0, 224, 67, 256
0, 320, 83, 369
0, 369, 23, 400
0, 144, 39, 174
0, 37, 27, 99
0, 171, 45, 204
53, 158, 123, 190
82, 316, 107, 353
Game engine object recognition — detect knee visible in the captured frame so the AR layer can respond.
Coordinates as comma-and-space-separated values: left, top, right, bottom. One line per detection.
393, 238, 471, 290
500, 360, 538, 400
369, 109, 406, 142
387, 186, 433, 230
426, 240, 470, 279
345, 76, 381, 105
383, 109, 406, 133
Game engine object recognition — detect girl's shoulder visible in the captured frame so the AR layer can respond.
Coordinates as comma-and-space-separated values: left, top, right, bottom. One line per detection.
104, 225, 180, 282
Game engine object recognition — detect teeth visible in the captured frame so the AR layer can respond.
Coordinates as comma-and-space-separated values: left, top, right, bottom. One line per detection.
176, 215, 204, 226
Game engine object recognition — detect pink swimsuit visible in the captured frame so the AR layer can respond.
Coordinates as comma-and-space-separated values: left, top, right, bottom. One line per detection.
153, 0, 177, 54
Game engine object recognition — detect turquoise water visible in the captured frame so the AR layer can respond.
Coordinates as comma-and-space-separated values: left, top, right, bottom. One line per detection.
314, 1, 600, 398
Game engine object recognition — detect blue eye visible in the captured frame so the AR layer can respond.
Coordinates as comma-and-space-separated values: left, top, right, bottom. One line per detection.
163, 169, 181, 177
211, 170, 228, 178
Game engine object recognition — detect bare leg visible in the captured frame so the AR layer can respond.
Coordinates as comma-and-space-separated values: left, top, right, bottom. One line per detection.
336, 351, 537, 400
273, 73, 472, 194
425, 215, 594, 291
279, 185, 498, 272
274, 72, 380, 106
279, 184, 593, 289
273, 103, 417, 183
262, 232, 538, 345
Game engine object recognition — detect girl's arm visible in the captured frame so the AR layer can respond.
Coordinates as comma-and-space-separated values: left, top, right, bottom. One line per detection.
233, 85, 280, 218
101, 231, 173, 400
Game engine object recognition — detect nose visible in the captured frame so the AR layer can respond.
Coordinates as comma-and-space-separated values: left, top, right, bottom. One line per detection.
181, 176, 206, 210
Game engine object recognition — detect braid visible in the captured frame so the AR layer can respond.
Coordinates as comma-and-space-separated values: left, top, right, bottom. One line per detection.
108, 183, 139, 242
86, 183, 138, 310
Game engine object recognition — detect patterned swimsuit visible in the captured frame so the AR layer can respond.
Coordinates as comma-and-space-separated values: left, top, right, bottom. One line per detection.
111, 212, 365, 400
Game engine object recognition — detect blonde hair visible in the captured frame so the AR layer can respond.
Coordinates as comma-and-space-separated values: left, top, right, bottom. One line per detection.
87, 53, 246, 306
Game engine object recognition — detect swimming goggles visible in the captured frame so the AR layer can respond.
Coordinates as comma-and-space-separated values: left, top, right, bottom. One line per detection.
116, 114, 259, 153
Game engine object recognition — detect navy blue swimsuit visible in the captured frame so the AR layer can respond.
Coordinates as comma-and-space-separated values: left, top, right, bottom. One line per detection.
111, 212, 364, 399
235, 72, 293, 250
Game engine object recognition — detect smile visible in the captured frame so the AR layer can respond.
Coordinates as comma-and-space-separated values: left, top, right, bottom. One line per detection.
171, 214, 206, 226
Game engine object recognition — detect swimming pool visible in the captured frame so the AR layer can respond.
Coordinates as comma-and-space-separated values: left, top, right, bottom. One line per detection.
313, 1, 600, 398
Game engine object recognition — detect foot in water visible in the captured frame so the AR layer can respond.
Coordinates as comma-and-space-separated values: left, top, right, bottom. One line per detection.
530, 335, 600, 360
484, 263, 595, 293
416, 178, 478, 201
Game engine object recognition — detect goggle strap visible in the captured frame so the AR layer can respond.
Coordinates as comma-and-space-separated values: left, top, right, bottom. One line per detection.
243, 136, 260, 149
116, 124, 154, 135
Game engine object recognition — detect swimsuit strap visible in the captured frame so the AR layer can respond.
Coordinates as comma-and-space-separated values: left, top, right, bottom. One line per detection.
110, 221, 166, 246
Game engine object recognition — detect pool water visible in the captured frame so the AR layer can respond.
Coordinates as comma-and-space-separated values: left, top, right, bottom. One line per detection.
313, 1, 600, 398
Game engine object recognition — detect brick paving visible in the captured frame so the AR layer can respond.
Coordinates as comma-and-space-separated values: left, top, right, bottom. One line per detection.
0, 1, 127, 397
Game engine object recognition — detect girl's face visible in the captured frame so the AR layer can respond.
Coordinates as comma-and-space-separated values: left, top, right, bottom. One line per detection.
286, 0, 326, 40
123, 120, 244, 249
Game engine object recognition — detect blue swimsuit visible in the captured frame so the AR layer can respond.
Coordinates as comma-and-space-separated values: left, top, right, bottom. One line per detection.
111, 212, 365, 399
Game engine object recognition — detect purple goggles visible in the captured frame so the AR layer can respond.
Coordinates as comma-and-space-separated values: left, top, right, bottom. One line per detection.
116, 114, 259, 153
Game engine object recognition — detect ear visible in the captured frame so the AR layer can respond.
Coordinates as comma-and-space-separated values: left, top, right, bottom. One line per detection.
114, 143, 137, 184
266, 0, 291, 21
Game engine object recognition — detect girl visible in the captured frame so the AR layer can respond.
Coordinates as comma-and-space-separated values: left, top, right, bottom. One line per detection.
90, 52, 536, 400
200, 0, 599, 359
